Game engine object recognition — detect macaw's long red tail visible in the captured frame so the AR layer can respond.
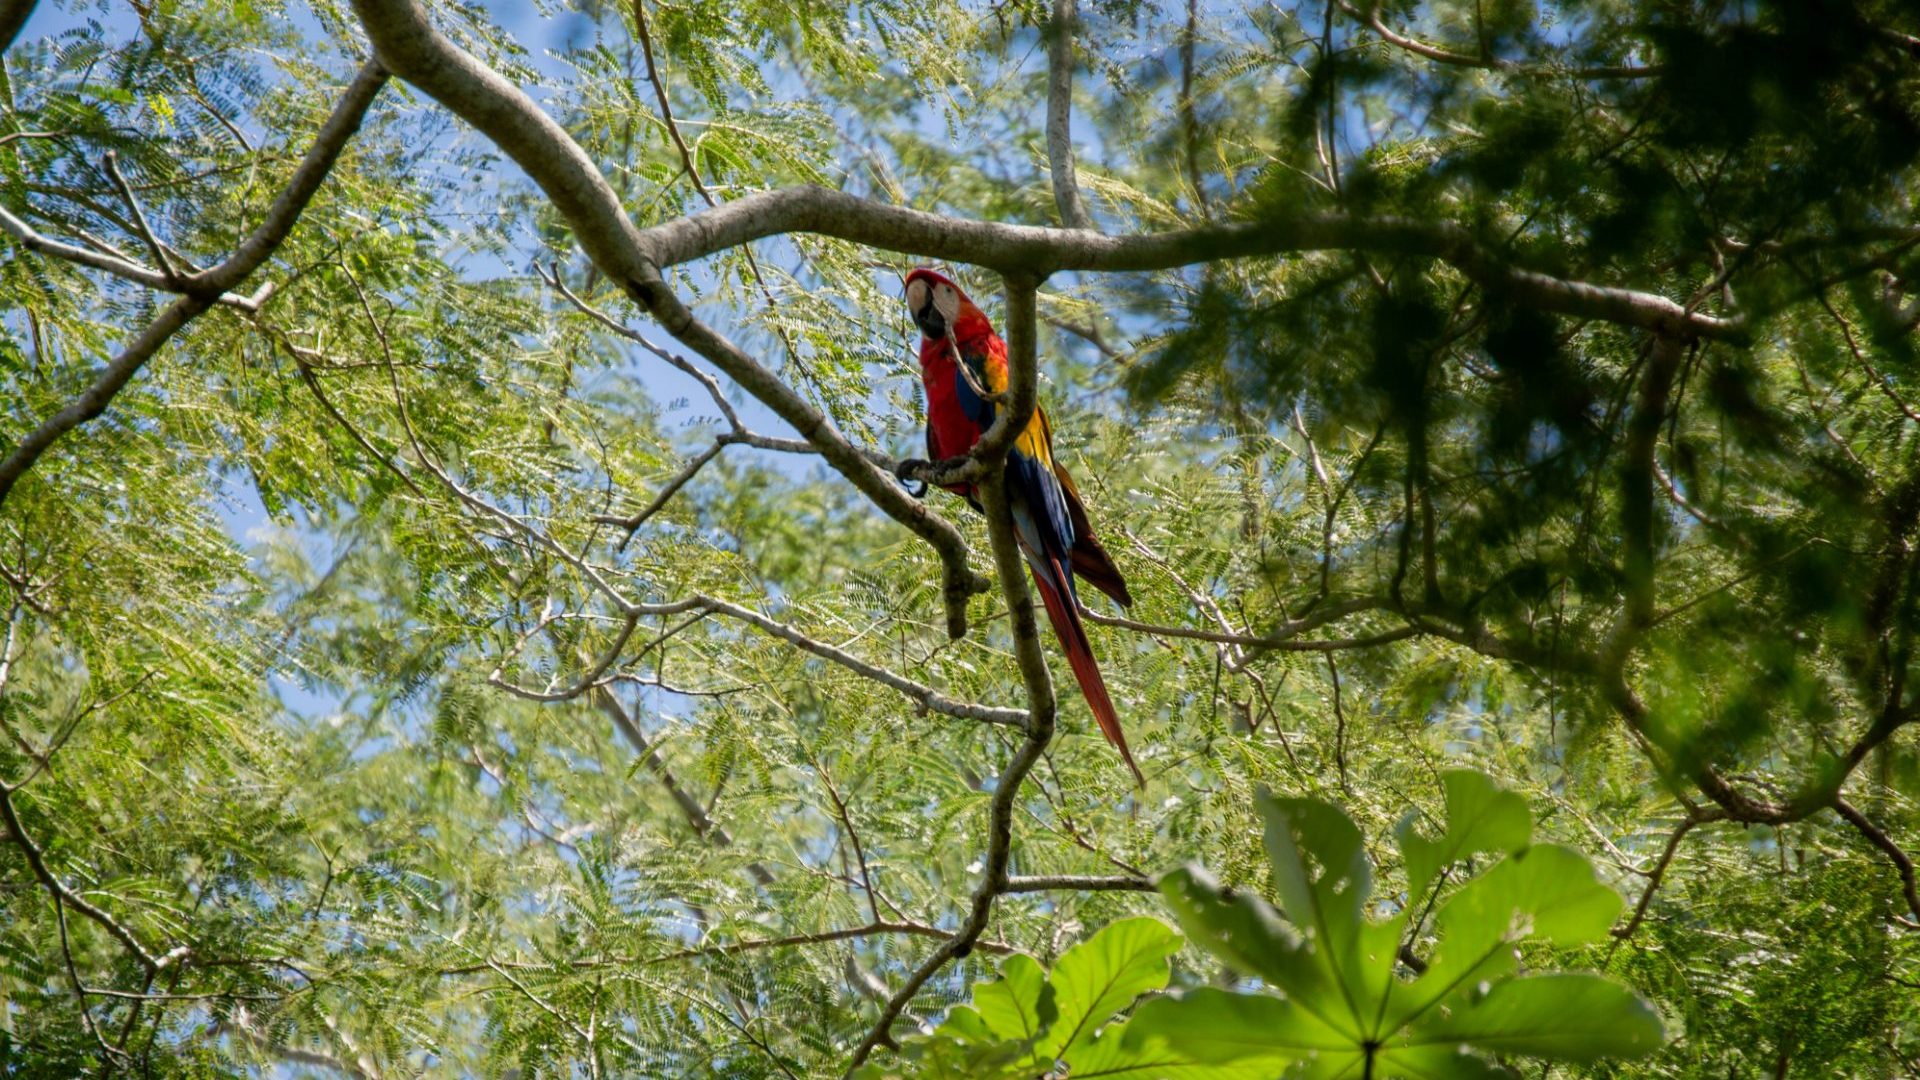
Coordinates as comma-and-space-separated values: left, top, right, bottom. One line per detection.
1029, 556, 1144, 787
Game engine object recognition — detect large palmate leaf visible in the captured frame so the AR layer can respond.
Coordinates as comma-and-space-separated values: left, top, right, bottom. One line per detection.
1397, 769, 1533, 899
1131, 770, 1664, 1079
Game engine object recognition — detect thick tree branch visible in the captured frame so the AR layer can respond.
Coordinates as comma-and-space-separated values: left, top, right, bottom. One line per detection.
845, 278, 1056, 1074
632, 269, 991, 636
0, 296, 211, 511
0, 0, 36, 55
631, 187, 1743, 341
1045, 0, 1096, 231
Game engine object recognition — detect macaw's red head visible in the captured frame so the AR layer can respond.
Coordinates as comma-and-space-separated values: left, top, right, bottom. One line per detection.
904, 267, 992, 343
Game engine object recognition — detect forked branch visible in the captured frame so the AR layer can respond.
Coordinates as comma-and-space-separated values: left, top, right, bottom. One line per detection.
0, 59, 390, 511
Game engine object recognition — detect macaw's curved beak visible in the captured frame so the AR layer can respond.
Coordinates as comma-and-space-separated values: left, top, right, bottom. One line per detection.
906, 278, 946, 340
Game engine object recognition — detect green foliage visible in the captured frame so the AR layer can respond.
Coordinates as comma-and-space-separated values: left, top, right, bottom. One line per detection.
869, 773, 1660, 1079
4, 0, 1920, 1075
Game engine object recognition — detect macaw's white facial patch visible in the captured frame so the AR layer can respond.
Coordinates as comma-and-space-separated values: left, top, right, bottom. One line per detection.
932, 282, 961, 324
905, 278, 929, 314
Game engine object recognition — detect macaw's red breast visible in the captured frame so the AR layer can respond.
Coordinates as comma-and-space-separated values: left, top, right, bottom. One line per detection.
919, 329, 1006, 492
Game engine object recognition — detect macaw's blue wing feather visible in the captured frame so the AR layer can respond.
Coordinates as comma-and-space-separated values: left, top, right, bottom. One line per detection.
1008, 448, 1078, 584
953, 343, 998, 430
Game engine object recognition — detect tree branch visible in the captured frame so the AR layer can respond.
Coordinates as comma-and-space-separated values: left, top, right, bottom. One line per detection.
0, 0, 36, 55
351, 0, 991, 638
1342, 0, 1661, 78
0, 59, 388, 512
594, 687, 778, 887
1611, 812, 1721, 942
0, 782, 166, 973
1045, 0, 1096, 231
1834, 798, 1920, 925
845, 277, 1056, 1074
629, 187, 1744, 341
438, 921, 1014, 978
653, 920, 1013, 962
1002, 874, 1154, 892
0, 296, 207, 511
219, 1011, 377, 1080
0, 207, 273, 310
101, 150, 182, 285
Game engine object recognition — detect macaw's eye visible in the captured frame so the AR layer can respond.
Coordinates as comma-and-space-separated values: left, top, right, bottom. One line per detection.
905, 279, 929, 312
933, 283, 960, 322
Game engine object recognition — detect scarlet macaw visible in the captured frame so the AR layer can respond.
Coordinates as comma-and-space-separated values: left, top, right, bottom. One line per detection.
898, 268, 1143, 786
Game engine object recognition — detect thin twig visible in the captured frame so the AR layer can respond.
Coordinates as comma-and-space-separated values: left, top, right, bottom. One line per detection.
101, 150, 181, 284
1001, 874, 1154, 892
1611, 812, 1720, 942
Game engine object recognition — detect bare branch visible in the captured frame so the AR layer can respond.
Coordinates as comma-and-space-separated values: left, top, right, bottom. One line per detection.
813, 756, 884, 923
845, 277, 1056, 1074
487, 611, 641, 703
1045, 0, 1096, 230
1834, 798, 1920, 925
1611, 812, 1720, 942
185, 60, 390, 297
220, 1010, 378, 1080
0, 207, 270, 310
1343, 0, 1661, 79
0, 295, 212, 511
0, 783, 165, 973
628, 188, 1744, 341
441, 921, 1013, 977
597, 439, 725, 542
594, 688, 778, 887
1083, 607, 1417, 652
350, 7, 990, 634
689, 594, 1027, 728
654, 920, 1015, 962
1002, 874, 1154, 892
101, 150, 182, 285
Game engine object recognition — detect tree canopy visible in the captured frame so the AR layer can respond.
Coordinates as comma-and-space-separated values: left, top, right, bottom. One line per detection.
3, 0, 1919, 1075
